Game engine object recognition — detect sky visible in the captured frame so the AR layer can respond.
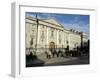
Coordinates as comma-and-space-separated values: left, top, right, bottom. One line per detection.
26, 12, 90, 38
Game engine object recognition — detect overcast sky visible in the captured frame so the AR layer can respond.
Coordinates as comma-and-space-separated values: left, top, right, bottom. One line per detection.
26, 12, 89, 38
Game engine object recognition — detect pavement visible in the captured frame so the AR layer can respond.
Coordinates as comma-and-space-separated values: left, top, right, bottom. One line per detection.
26, 52, 89, 67
37, 53, 88, 66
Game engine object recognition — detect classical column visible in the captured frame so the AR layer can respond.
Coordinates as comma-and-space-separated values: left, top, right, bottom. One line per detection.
37, 25, 40, 48
62, 31, 64, 47
57, 29, 59, 48
46, 26, 49, 48
68, 33, 70, 50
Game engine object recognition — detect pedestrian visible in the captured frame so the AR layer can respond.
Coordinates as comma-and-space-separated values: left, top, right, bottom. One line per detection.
48, 50, 52, 59
45, 50, 48, 59
45, 50, 52, 59
56, 48, 59, 57
51, 49, 54, 58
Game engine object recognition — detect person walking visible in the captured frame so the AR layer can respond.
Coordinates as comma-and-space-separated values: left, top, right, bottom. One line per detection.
45, 50, 52, 59
48, 50, 52, 59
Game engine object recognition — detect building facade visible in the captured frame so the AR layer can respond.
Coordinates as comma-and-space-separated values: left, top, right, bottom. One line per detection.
25, 16, 88, 55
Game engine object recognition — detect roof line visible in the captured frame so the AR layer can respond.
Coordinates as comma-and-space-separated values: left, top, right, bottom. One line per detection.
26, 17, 64, 28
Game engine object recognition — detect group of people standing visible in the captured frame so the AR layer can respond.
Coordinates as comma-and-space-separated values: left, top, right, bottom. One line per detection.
45, 49, 63, 59
45, 45, 70, 59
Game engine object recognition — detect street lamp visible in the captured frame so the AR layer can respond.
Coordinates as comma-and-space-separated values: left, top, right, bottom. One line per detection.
80, 32, 83, 49
35, 14, 39, 55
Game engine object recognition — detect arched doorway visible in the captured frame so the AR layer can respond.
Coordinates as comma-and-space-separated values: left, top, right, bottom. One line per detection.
49, 42, 55, 49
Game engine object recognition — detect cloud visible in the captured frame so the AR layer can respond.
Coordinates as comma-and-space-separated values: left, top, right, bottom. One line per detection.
26, 13, 36, 18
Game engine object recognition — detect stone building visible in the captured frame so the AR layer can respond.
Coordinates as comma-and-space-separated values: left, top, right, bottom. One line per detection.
25, 15, 88, 55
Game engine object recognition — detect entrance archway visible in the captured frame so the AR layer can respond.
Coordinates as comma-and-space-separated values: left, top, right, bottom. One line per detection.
49, 42, 55, 49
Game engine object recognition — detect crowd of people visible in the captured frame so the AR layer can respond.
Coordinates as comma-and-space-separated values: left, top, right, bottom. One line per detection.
45, 49, 61, 59
44, 44, 89, 59
44, 48, 70, 59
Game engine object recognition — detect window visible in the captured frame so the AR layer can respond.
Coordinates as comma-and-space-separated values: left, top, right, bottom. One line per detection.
59, 34, 61, 44
42, 25, 44, 29
32, 24, 36, 29
31, 30, 35, 38
41, 31, 45, 42
51, 28, 54, 38
30, 37, 33, 46
66, 40, 69, 44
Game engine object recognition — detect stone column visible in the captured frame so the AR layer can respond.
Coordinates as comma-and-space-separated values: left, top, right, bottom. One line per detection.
57, 29, 59, 48
46, 26, 49, 48
37, 25, 40, 48
68, 33, 70, 50
62, 31, 64, 47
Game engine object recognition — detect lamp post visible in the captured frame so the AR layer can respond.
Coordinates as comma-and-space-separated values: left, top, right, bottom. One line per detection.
80, 32, 83, 56
80, 32, 83, 49
35, 14, 39, 55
